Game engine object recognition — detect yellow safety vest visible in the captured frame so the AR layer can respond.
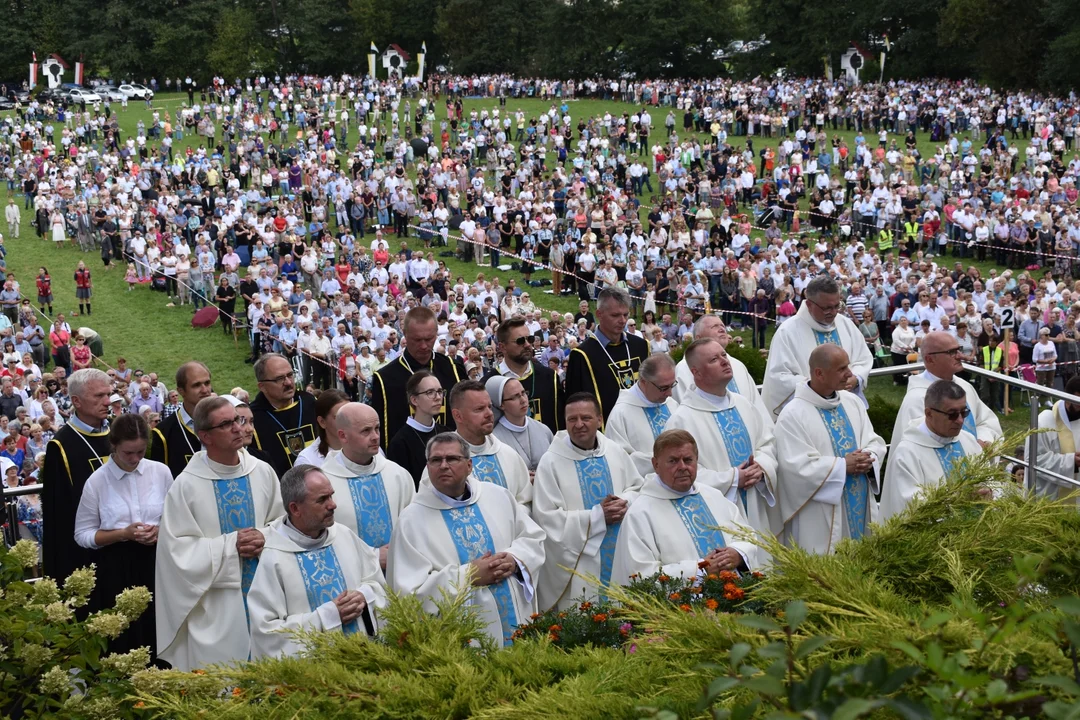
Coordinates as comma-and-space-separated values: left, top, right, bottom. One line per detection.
878, 228, 893, 251
904, 221, 920, 240
981, 345, 1002, 371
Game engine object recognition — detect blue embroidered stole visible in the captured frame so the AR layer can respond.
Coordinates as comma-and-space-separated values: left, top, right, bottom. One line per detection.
933, 441, 965, 477
212, 475, 259, 618
816, 404, 870, 540
641, 404, 671, 439
295, 545, 359, 636
671, 493, 727, 557
728, 377, 740, 395
711, 408, 754, 512
441, 504, 519, 644
813, 329, 841, 347
472, 453, 508, 488
346, 472, 393, 548
962, 404, 977, 437
573, 456, 619, 594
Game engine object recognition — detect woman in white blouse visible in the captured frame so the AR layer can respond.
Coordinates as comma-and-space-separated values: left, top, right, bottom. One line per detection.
74, 413, 172, 660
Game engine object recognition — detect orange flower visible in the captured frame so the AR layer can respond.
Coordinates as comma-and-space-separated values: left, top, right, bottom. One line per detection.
629, 573, 640, 580
530, 612, 542, 620
558, 612, 567, 619
690, 585, 703, 594
752, 571, 765, 578
549, 624, 562, 632
512, 629, 525, 640
706, 573, 719, 581
723, 582, 739, 593
548, 632, 559, 641
592, 613, 608, 623
697, 559, 709, 569
658, 574, 671, 583
668, 592, 682, 601
679, 604, 692, 612
232, 687, 244, 697
274, 688, 286, 697
579, 601, 593, 612
134, 701, 146, 709
705, 598, 719, 611
192, 670, 206, 676
719, 571, 739, 582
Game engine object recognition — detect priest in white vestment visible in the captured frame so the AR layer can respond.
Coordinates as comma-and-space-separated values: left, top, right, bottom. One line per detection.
388, 432, 546, 647
248, 464, 388, 659
612, 429, 759, 584
890, 331, 1001, 452
880, 380, 985, 520
776, 345, 887, 554
157, 396, 284, 671
605, 354, 681, 477
665, 338, 780, 536
1035, 375, 1080, 503
672, 315, 766, 423
420, 380, 533, 509
762, 276, 872, 419
321, 403, 415, 570
533, 393, 643, 610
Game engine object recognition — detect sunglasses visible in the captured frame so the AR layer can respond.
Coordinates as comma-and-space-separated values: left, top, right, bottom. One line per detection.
929, 407, 971, 422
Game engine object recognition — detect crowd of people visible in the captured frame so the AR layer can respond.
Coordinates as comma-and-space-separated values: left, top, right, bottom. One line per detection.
0, 69, 1078, 671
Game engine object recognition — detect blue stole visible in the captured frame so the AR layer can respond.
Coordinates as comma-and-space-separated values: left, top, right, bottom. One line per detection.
711, 408, 753, 512
813, 329, 841, 347
641, 404, 671, 439
573, 456, 619, 593
472, 454, 508, 488
346, 473, 394, 548
441, 504, 519, 644
728, 377, 740, 395
962, 404, 977, 438
212, 475, 259, 618
816, 404, 870, 540
295, 545, 359, 636
671, 493, 727, 557
933, 441, 965, 477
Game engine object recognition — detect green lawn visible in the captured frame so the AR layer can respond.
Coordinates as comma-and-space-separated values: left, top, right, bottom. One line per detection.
0, 92, 1035, 415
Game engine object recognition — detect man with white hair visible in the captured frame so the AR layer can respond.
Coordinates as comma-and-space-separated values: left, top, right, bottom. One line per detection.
762, 275, 873, 419
671, 314, 766, 420
247, 464, 387, 659
605, 353, 681, 477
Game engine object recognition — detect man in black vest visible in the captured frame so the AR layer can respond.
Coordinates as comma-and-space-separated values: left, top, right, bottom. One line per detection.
566, 287, 649, 425
487, 316, 564, 434
249, 353, 317, 477
148, 361, 215, 477
42, 368, 113, 582
369, 306, 462, 448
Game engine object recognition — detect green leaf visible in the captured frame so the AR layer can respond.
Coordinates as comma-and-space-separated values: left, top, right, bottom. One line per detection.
784, 601, 808, 632
984, 678, 1008, 702
1064, 620, 1080, 650
879, 666, 922, 695
703, 676, 740, 702
1036, 675, 1080, 695
890, 641, 925, 664
805, 664, 832, 704
832, 698, 885, 720
731, 699, 760, 720
729, 643, 752, 668
884, 697, 934, 720
1054, 597, 1080, 617
920, 611, 953, 630
741, 675, 785, 697
737, 615, 782, 633
794, 635, 832, 661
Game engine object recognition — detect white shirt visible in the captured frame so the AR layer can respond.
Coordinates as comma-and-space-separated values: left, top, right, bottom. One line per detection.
73, 457, 174, 549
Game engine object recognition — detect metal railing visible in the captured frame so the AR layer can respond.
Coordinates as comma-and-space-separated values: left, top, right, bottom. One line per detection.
3, 483, 42, 547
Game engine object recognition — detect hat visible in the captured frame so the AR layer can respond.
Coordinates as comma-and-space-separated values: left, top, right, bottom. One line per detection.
109, 394, 123, 404
221, 393, 246, 408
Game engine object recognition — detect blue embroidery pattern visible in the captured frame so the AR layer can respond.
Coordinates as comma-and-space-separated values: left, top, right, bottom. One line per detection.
962, 404, 977, 438
712, 408, 753, 512
472, 454, 508, 488
933, 442, 966, 477
574, 456, 619, 593
813, 329, 841, 347
296, 545, 359, 636
441, 505, 519, 645
641, 404, 671, 439
212, 475, 259, 617
816, 405, 870, 540
671, 494, 727, 558
346, 472, 393, 548
728, 377, 740, 395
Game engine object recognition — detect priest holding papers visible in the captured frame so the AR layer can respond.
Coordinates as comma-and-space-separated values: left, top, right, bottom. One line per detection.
421, 380, 533, 508
388, 432, 546, 647
890, 331, 1001, 452
321, 403, 415, 570
157, 395, 284, 671
672, 315, 766, 421
762, 276, 872, 419
776, 345, 886, 554
880, 380, 985, 520
665, 338, 779, 535
533, 393, 643, 610
605, 354, 681, 477
248, 464, 387, 659
612, 429, 758, 584
1035, 375, 1080, 502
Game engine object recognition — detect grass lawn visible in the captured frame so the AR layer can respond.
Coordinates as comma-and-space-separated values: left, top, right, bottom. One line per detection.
0, 92, 1036, 428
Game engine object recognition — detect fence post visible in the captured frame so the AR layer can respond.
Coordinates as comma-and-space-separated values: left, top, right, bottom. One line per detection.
1026, 393, 1041, 494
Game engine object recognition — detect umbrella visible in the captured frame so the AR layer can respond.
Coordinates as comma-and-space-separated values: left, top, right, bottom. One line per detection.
410, 137, 429, 158
191, 307, 220, 328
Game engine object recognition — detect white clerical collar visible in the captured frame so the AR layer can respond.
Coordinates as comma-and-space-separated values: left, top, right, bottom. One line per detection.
565, 434, 601, 457
499, 416, 527, 434
432, 481, 473, 508
696, 388, 732, 409
340, 452, 377, 475
920, 370, 945, 383
280, 515, 326, 549
655, 474, 698, 497
631, 383, 664, 407
918, 420, 957, 446
406, 416, 435, 432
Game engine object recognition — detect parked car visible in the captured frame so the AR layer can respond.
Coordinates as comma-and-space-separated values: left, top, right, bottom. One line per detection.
0, 84, 30, 103
66, 87, 102, 104
119, 83, 154, 100
95, 85, 128, 102
0, 98, 13, 111
37, 87, 70, 105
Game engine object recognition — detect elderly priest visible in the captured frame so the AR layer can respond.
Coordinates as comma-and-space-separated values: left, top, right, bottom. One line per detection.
612, 429, 758, 584
388, 432, 546, 646
533, 393, 642, 610
604, 353, 681, 477
247, 464, 387, 659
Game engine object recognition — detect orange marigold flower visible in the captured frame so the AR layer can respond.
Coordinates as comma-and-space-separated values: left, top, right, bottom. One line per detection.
723, 582, 739, 593
658, 574, 671, 582
719, 571, 739, 582
548, 632, 559, 641
752, 571, 765, 578
558, 612, 567, 619
691, 585, 703, 594
134, 702, 146, 709
579, 601, 592, 612
705, 598, 719, 611
697, 559, 709, 569
274, 688, 286, 697
706, 573, 719, 581
549, 624, 562, 632
679, 604, 692, 612
592, 613, 608, 623
232, 687, 244, 697
629, 573, 640, 580
530, 613, 542, 620
668, 592, 682, 601
192, 669, 206, 676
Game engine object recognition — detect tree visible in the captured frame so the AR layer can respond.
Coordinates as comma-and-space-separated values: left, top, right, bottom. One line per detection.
614, 0, 741, 78
208, 7, 273, 82
436, 0, 535, 74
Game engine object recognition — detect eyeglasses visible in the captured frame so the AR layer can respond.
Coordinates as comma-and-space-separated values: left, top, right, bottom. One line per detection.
929, 406, 971, 422
260, 371, 296, 384
649, 378, 680, 393
415, 388, 445, 399
207, 415, 248, 431
808, 299, 841, 313
502, 390, 529, 404
926, 347, 961, 357
426, 454, 467, 467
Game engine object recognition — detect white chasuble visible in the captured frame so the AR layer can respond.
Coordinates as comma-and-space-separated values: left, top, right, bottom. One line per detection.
421, 435, 533, 510
880, 422, 983, 520
321, 452, 415, 549
604, 387, 680, 477
890, 371, 1002, 451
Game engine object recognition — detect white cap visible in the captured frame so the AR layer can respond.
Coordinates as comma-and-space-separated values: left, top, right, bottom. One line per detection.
221, 394, 246, 408
109, 394, 123, 404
